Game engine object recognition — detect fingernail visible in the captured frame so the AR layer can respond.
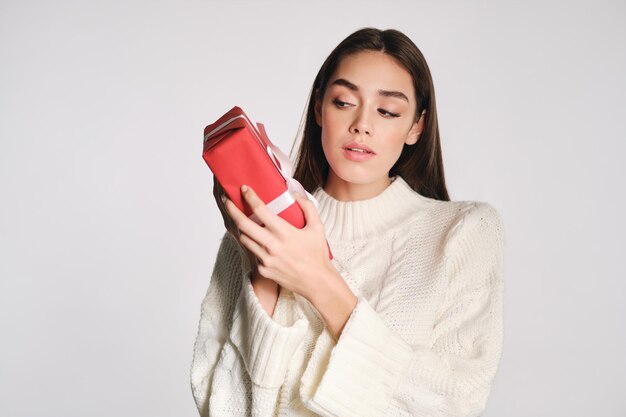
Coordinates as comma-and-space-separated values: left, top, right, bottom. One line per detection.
221, 195, 226, 203
241, 185, 248, 193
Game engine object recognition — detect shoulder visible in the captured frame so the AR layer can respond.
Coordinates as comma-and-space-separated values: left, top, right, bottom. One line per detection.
396, 195, 504, 260
449, 200, 504, 234
402, 194, 504, 250
406, 191, 503, 233
438, 199, 505, 259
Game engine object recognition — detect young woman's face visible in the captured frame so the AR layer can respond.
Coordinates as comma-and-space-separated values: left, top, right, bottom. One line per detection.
314, 50, 424, 194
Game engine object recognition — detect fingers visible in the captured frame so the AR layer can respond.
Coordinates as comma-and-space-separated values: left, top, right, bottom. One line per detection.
221, 184, 318, 257
223, 185, 277, 247
239, 232, 269, 266
235, 185, 286, 230
293, 192, 321, 229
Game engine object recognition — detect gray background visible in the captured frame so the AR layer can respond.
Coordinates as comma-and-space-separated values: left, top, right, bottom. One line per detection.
1, 0, 624, 416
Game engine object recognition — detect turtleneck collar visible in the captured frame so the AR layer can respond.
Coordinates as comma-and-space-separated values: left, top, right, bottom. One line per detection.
311, 175, 432, 241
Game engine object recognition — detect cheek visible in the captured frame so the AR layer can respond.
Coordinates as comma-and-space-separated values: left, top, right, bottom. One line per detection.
321, 107, 342, 131
320, 130, 336, 161
320, 110, 345, 148
379, 134, 409, 161
322, 101, 356, 125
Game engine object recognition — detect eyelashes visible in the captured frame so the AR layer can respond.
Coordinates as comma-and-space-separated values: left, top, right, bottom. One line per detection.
331, 98, 346, 107
331, 98, 400, 118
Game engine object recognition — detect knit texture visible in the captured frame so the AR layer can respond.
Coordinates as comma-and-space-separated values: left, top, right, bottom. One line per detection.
190, 175, 505, 416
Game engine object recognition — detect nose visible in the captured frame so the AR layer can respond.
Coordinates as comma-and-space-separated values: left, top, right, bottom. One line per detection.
349, 108, 372, 136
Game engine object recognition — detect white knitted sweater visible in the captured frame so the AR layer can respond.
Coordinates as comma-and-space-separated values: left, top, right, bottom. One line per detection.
190, 175, 505, 417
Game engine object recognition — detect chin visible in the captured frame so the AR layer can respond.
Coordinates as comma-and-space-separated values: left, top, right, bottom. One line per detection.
329, 164, 384, 186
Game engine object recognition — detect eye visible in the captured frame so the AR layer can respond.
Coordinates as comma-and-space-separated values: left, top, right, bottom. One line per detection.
378, 108, 400, 118
332, 98, 351, 108
332, 98, 400, 118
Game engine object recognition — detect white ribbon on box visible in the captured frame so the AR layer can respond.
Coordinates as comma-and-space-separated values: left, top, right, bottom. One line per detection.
204, 113, 320, 226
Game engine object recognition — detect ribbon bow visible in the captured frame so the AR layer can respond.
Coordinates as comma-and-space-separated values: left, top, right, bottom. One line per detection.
253, 122, 321, 224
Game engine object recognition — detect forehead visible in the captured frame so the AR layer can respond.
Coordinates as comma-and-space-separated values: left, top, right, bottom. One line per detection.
330, 51, 414, 96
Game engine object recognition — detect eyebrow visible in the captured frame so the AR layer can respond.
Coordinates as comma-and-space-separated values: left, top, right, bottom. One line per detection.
330, 78, 409, 103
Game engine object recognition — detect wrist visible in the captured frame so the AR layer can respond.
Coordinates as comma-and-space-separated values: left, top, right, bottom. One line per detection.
310, 268, 358, 341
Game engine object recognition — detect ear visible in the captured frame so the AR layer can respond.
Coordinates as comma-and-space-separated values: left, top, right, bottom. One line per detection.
405, 110, 426, 145
314, 88, 322, 127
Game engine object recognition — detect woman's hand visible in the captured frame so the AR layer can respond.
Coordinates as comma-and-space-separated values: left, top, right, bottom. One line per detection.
222, 183, 334, 301
212, 175, 259, 274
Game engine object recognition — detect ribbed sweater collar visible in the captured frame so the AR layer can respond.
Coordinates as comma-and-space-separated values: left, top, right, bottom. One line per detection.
311, 175, 431, 241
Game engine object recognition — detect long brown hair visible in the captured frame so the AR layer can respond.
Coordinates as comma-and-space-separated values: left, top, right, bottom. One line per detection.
289, 27, 450, 201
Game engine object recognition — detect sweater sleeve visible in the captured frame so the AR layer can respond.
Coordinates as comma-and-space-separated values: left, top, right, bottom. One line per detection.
190, 232, 310, 415
298, 202, 505, 417
228, 268, 310, 388
189, 232, 245, 415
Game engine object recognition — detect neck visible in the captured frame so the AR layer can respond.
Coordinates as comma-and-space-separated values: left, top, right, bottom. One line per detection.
323, 172, 392, 202
312, 175, 432, 241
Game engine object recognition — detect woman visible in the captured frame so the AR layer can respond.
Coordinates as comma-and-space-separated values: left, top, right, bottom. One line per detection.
190, 27, 505, 417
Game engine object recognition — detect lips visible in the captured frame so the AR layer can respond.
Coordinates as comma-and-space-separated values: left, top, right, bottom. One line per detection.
343, 141, 375, 154
344, 147, 373, 154
343, 147, 376, 162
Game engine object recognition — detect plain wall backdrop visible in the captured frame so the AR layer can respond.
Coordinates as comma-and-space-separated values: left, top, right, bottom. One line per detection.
1, 0, 624, 416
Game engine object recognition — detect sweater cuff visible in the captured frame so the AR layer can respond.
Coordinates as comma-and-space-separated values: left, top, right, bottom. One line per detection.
300, 296, 414, 417
229, 273, 309, 388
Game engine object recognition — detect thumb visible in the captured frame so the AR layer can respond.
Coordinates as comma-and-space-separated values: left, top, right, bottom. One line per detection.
294, 192, 321, 228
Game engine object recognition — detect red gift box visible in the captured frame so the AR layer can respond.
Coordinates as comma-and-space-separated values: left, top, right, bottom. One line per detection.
203, 105, 333, 260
